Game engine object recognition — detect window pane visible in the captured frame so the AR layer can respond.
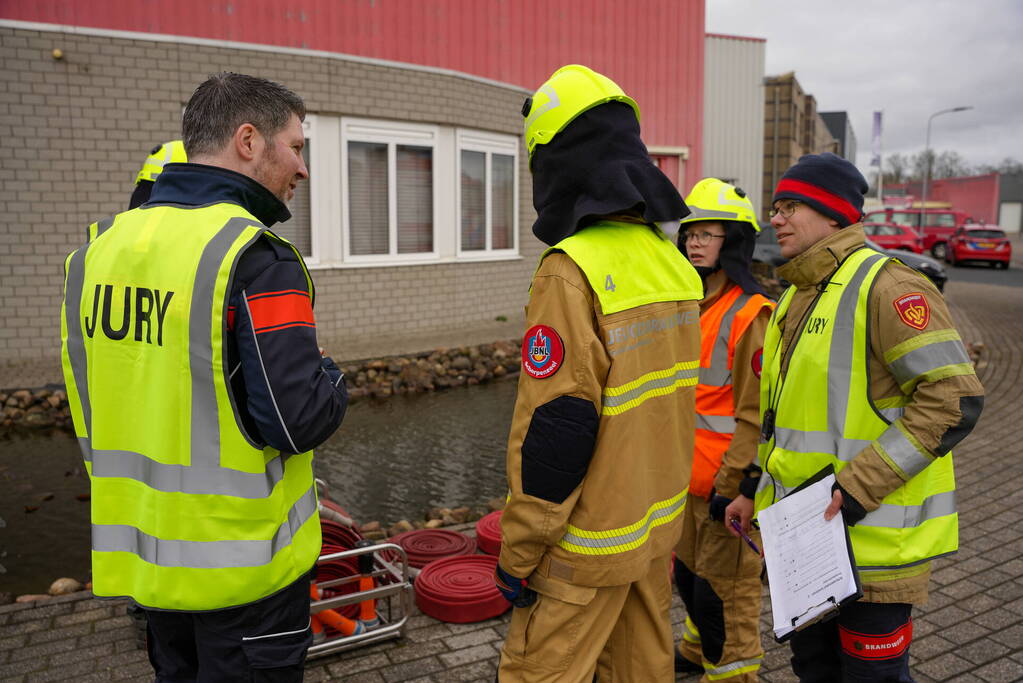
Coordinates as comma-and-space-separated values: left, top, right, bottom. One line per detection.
892, 212, 919, 227
273, 139, 312, 257
460, 150, 486, 251
492, 154, 514, 250
348, 141, 389, 255
396, 145, 433, 254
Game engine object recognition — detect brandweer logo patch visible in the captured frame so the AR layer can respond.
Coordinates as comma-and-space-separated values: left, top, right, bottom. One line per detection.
522, 324, 564, 379
893, 292, 930, 330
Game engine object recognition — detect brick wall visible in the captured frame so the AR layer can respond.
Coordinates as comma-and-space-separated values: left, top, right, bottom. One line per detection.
0, 24, 540, 373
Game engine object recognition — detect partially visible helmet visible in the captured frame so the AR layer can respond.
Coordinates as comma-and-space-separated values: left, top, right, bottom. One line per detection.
679, 178, 759, 234
522, 65, 639, 164
135, 140, 187, 184
678, 178, 767, 297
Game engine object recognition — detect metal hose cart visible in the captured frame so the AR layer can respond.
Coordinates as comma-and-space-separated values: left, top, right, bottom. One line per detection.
308, 541, 414, 658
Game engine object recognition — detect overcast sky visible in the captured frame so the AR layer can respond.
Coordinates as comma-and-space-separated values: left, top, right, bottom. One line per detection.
706, 0, 1023, 180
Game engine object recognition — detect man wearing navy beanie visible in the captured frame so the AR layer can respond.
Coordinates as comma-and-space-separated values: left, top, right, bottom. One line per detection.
725, 153, 984, 681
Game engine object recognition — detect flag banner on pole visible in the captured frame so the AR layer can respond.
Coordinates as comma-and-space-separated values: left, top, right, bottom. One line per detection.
870, 111, 882, 166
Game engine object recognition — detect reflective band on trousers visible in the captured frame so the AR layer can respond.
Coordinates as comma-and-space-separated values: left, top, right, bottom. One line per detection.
558, 489, 687, 554
705, 655, 763, 680
92, 485, 317, 568
696, 413, 737, 434
602, 361, 698, 416
682, 615, 700, 644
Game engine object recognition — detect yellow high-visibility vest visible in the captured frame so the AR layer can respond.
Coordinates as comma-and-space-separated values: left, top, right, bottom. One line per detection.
61, 202, 319, 611
755, 247, 957, 578
540, 221, 703, 557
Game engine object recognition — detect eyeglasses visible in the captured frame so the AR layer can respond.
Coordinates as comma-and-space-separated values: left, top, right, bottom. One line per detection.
683, 231, 726, 247
769, 200, 802, 219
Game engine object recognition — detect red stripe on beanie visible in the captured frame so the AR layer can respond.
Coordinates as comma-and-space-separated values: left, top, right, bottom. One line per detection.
775, 178, 861, 225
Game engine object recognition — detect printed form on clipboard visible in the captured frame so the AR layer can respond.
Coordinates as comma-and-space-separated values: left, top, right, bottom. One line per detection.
758, 466, 862, 641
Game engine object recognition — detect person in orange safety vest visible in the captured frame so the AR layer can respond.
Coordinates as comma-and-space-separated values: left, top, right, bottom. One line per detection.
672, 178, 774, 682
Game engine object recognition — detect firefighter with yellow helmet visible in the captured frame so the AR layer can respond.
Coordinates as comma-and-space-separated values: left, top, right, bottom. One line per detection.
672, 178, 774, 681
495, 64, 703, 681
129, 139, 187, 209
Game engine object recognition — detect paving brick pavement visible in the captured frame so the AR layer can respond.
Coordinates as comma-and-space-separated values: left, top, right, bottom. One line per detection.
2, 280, 1020, 682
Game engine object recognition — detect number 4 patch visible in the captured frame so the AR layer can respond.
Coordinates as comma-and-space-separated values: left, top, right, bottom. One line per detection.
605, 274, 616, 292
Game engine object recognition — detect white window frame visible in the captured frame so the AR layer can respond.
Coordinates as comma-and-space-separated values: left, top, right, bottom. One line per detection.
648, 145, 689, 191
299, 114, 322, 266
456, 129, 520, 259
340, 117, 441, 264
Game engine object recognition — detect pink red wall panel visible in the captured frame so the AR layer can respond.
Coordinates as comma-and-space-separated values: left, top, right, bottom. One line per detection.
5, 0, 704, 175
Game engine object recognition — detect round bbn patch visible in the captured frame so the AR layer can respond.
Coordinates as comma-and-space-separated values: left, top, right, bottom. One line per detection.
521, 325, 565, 379
751, 348, 763, 379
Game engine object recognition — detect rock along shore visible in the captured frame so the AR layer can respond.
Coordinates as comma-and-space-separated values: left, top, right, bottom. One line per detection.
0, 338, 522, 433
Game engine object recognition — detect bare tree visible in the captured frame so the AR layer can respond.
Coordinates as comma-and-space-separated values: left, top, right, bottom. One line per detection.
976, 157, 1023, 175
884, 153, 909, 184
932, 151, 971, 179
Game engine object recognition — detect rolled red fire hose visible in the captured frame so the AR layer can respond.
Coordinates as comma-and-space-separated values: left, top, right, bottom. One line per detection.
475, 510, 503, 556
415, 554, 511, 623
388, 529, 476, 569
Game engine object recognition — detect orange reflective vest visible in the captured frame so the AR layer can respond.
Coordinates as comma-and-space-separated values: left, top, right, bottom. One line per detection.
691, 284, 774, 498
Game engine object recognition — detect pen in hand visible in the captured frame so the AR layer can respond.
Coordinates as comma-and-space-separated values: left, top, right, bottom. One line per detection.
730, 519, 763, 557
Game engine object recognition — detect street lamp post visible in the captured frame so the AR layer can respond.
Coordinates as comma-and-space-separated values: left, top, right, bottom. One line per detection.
920, 106, 973, 236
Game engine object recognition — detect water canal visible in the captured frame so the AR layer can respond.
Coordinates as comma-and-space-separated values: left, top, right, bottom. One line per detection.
0, 378, 517, 596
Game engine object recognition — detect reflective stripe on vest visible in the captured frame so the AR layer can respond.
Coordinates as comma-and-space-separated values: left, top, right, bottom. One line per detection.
61, 205, 320, 610
92, 486, 317, 568
698, 287, 752, 388
756, 248, 957, 571
557, 489, 687, 555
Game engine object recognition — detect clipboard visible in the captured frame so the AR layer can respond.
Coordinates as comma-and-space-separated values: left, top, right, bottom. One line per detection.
762, 465, 863, 643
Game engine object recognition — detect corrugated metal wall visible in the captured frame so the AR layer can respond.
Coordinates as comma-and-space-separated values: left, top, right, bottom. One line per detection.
5, 0, 704, 174
929, 174, 1000, 224
702, 34, 764, 214
891, 174, 1000, 224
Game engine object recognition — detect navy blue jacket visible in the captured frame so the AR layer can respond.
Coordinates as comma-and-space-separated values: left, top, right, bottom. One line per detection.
148, 163, 347, 453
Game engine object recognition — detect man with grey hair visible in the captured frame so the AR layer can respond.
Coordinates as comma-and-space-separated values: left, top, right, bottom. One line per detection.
61, 72, 347, 680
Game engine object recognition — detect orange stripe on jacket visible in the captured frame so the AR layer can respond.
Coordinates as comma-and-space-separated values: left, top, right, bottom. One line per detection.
246, 290, 314, 335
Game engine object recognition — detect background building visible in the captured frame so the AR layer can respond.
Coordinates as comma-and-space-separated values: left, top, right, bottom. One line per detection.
762, 72, 839, 219
820, 111, 857, 163
888, 172, 1005, 228
999, 172, 1023, 234
0, 1, 707, 372
703, 33, 765, 215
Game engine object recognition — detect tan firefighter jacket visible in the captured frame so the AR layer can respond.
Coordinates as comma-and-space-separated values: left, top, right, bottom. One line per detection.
773, 225, 984, 603
500, 221, 702, 588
